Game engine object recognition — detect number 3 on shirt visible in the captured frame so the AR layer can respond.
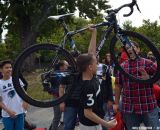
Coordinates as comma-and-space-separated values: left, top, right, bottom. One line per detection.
87, 94, 94, 106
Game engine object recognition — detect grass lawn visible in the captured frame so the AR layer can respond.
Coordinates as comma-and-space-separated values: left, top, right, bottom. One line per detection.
23, 70, 54, 102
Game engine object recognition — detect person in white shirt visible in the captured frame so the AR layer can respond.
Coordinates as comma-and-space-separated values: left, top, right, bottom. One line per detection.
0, 60, 28, 130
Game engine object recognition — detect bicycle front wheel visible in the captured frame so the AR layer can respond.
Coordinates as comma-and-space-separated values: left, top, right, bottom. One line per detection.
12, 43, 77, 107
110, 31, 160, 84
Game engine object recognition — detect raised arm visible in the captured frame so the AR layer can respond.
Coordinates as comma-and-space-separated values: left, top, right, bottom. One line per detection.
87, 25, 97, 55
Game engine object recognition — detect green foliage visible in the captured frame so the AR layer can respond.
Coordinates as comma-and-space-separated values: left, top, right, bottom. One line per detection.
1, 0, 160, 62
137, 20, 160, 49
122, 20, 137, 31
0, 0, 111, 60
77, 0, 110, 18
4, 33, 21, 60
0, 43, 9, 60
121, 19, 160, 55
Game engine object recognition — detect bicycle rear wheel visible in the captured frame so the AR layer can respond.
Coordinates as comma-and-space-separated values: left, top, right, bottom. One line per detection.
110, 30, 160, 84
12, 43, 77, 107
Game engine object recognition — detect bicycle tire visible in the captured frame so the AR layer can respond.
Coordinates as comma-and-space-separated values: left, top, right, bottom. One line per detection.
12, 43, 77, 107
110, 30, 160, 84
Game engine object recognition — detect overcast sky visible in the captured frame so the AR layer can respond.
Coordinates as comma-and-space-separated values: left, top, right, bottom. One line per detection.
108, 0, 160, 27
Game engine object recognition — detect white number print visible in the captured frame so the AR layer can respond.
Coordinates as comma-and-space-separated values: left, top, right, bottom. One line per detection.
87, 94, 94, 106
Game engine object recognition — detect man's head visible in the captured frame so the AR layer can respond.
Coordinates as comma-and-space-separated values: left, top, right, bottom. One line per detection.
147, 51, 155, 62
55, 60, 69, 71
125, 41, 140, 60
105, 53, 112, 64
77, 53, 97, 75
0, 60, 12, 78
147, 51, 153, 57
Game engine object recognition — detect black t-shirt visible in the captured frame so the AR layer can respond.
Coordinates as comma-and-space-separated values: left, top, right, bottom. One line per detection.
96, 63, 114, 102
62, 73, 82, 107
100, 70, 114, 102
78, 76, 104, 126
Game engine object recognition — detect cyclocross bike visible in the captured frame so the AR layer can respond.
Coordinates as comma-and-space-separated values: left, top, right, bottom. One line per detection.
12, 0, 160, 107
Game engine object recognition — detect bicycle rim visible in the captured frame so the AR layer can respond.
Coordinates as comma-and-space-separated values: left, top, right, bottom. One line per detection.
110, 31, 160, 84
12, 43, 77, 107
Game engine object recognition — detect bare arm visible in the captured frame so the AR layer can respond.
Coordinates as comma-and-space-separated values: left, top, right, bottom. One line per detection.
87, 26, 97, 55
84, 108, 117, 128
113, 84, 122, 112
22, 101, 29, 110
59, 84, 65, 111
59, 84, 65, 97
0, 101, 9, 113
0, 96, 9, 112
0, 96, 16, 118
114, 84, 122, 105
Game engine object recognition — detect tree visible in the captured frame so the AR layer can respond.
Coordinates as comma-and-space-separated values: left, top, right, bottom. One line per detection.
0, 0, 110, 70
137, 19, 160, 51
0, 43, 9, 60
122, 20, 136, 31
122, 19, 160, 55
1, 0, 110, 50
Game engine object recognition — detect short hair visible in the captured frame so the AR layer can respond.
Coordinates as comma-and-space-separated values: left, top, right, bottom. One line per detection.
0, 60, 12, 68
76, 53, 94, 72
55, 60, 67, 70
131, 41, 139, 48
147, 51, 153, 55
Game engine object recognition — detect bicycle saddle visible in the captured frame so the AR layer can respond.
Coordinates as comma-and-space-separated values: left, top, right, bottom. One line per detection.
48, 13, 74, 21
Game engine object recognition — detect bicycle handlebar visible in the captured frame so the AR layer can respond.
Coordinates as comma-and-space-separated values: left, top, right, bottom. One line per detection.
107, 0, 141, 17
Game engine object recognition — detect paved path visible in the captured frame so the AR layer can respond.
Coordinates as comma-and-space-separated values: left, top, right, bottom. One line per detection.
0, 106, 151, 130
0, 106, 80, 130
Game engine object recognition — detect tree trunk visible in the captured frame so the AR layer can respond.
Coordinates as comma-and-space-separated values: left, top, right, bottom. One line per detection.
17, 2, 56, 72
19, 15, 38, 72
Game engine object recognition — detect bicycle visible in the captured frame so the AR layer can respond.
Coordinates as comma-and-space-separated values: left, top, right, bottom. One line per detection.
12, 0, 160, 107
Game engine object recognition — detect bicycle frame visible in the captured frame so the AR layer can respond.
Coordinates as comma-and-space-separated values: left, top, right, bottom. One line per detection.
50, 0, 140, 67
12, 0, 160, 108
60, 17, 124, 57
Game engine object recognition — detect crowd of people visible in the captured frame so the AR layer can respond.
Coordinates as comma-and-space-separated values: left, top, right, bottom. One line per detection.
47, 25, 160, 130
0, 25, 160, 130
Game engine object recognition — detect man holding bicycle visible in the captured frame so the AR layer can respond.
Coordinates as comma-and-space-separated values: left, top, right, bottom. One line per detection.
59, 25, 99, 130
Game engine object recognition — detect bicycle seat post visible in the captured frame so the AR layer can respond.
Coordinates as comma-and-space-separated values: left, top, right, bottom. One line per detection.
59, 18, 76, 50
59, 19, 70, 35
